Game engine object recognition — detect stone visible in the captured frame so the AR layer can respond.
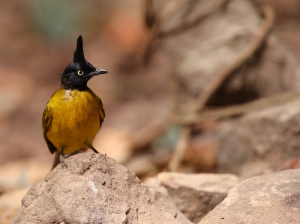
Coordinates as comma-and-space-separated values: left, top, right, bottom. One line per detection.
145, 172, 239, 223
217, 99, 300, 178
11, 153, 192, 224
200, 168, 300, 224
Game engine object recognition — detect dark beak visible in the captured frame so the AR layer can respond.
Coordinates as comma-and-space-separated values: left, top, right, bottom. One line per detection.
91, 68, 108, 76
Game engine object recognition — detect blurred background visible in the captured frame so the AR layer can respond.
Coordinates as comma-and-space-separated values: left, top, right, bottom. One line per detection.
2, 0, 300, 222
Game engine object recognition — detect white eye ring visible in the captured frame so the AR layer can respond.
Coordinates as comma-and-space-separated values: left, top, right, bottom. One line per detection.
78, 70, 84, 76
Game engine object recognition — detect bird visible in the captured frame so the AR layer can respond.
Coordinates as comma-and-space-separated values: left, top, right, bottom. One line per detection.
42, 35, 107, 170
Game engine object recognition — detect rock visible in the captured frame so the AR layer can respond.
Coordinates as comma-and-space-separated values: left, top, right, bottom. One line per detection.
217, 99, 300, 178
0, 188, 29, 224
145, 172, 239, 223
11, 153, 192, 224
200, 168, 300, 224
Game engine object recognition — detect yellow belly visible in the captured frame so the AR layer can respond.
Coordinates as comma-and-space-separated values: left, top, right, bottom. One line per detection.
46, 88, 101, 154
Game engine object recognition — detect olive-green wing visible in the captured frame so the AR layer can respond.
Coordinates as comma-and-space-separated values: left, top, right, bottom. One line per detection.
42, 104, 57, 154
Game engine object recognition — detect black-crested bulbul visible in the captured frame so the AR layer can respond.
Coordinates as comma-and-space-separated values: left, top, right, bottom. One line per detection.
42, 35, 107, 170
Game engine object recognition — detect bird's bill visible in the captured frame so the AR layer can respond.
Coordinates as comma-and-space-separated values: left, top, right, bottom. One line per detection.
90, 68, 108, 76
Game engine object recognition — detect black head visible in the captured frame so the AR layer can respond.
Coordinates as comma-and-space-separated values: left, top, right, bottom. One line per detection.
61, 35, 107, 90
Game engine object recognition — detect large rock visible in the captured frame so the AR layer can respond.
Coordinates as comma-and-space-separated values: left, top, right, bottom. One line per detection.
218, 99, 300, 178
200, 168, 300, 224
158, 0, 300, 105
145, 172, 239, 223
11, 153, 192, 224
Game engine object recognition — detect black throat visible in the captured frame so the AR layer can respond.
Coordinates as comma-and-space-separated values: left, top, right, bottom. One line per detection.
62, 83, 88, 91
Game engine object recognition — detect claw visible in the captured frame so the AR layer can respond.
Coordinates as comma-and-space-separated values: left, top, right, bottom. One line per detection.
59, 154, 68, 168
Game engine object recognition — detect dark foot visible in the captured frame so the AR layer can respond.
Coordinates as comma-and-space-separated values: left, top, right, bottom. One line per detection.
59, 154, 68, 168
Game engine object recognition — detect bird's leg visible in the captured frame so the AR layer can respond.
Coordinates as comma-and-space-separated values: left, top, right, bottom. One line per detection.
59, 148, 68, 168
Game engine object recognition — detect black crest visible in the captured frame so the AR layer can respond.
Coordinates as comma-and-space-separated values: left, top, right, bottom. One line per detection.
61, 35, 107, 90
73, 35, 85, 62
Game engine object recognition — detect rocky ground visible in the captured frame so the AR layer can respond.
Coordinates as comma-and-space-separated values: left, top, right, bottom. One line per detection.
6, 153, 300, 224
200, 169, 300, 224
11, 153, 192, 224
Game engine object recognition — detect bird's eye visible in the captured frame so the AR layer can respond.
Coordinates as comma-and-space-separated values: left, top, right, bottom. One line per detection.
78, 70, 84, 76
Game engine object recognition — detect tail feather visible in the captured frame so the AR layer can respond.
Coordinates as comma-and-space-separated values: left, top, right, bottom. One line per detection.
91, 146, 99, 153
51, 150, 61, 170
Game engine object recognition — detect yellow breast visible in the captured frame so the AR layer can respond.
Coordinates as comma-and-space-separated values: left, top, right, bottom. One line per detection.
46, 88, 101, 154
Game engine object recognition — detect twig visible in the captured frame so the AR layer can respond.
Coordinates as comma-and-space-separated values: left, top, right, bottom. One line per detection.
193, 6, 275, 112
173, 91, 300, 124
167, 127, 190, 172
